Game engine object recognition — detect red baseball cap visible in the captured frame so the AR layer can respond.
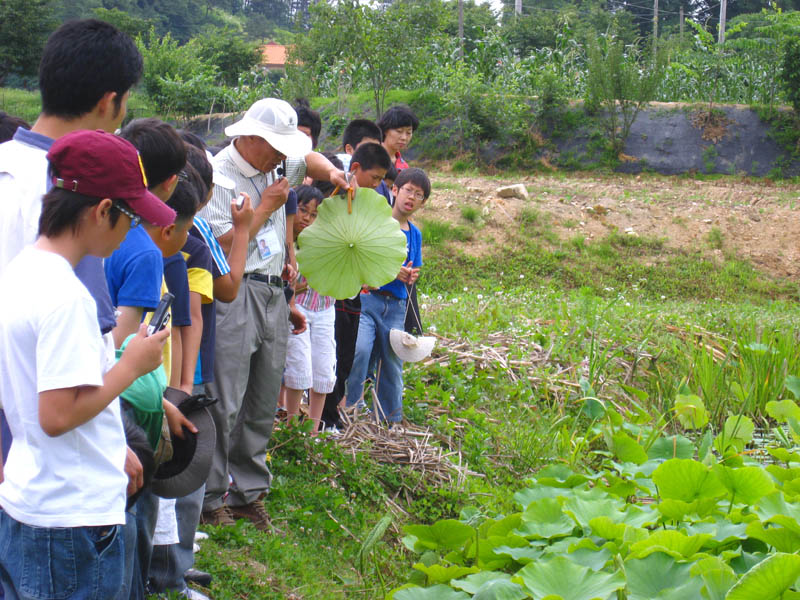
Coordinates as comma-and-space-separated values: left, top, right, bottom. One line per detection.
47, 130, 176, 227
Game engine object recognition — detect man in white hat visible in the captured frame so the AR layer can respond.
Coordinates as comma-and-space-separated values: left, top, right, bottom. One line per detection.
199, 98, 349, 530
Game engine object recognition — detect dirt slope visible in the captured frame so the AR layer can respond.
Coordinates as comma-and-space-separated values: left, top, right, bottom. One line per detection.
426, 171, 800, 279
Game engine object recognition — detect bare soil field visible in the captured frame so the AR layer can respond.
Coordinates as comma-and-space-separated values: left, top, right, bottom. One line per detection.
426, 171, 800, 279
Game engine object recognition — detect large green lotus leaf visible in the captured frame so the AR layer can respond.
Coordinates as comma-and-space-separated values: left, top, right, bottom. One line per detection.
451, 572, 512, 594
492, 545, 543, 565
727, 550, 768, 575
653, 459, 726, 502
674, 394, 710, 429
766, 399, 800, 423
472, 579, 527, 600
647, 435, 695, 460
765, 464, 800, 484
624, 553, 692, 600
754, 491, 800, 523
412, 563, 479, 585
768, 448, 800, 465
477, 535, 529, 570
588, 516, 647, 544
690, 557, 738, 600
568, 542, 613, 571
745, 521, 800, 552
652, 578, 705, 599
612, 431, 648, 465
785, 375, 800, 400
684, 521, 748, 546
514, 485, 575, 509
296, 188, 407, 299
515, 497, 575, 540
513, 556, 625, 600
404, 520, 475, 552
535, 465, 590, 488
629, 529, 712, 560
712, 465, 775, 505
393, 584, 470, 600
484, 513, 523, 538
725, 552, 800, 600
713, 416, 755, 455
657, 498, 720, 521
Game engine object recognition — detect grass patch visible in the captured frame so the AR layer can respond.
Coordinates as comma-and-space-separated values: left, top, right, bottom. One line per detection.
707, 226, 724, 249
419, 218, 473, 245
460, 205, 481, 223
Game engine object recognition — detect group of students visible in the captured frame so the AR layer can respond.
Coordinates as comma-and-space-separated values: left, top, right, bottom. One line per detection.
0, 16, 432, 600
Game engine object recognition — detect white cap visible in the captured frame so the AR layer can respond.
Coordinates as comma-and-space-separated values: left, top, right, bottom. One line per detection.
224, 98, 312, 158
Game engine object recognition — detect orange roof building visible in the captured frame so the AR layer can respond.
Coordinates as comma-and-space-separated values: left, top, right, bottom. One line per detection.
260, 42, 287, 70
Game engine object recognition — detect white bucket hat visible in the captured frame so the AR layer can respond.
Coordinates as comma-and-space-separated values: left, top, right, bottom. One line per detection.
389, 329, 436, 363
224, 98, 312, 158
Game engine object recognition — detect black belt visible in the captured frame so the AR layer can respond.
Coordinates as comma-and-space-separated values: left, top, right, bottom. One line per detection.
244, 273, 284, 287
371, 289, 400, 300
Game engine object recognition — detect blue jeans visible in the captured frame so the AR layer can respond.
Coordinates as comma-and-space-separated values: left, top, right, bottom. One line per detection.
345, 292, 406, 422
148, 485, 204, 593
0, 509, 124, 600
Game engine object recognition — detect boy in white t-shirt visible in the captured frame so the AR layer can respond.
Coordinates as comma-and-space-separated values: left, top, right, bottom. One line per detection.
0, 129, 173, 599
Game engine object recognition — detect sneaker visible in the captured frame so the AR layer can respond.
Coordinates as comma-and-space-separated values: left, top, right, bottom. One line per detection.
321, 425, 341, 437
194, 531, 209, 542
200, 505, 235, 527
184, 568, 213, 587
179, 586, 210, 600
192, 543, 200, 553
229, 499, 272, 532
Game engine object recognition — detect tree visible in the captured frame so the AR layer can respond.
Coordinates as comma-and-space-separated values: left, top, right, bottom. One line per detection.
585, 31, 666, 155
289, 0, 449, 117
93, 7, 153, 38
0, 0, 58, 84
191, 26, 261, 86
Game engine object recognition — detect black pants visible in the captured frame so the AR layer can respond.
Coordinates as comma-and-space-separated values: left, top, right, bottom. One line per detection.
321, 297, 361, 428
404, 283, 423, 335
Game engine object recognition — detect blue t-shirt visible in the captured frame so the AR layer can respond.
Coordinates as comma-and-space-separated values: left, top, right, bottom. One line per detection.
104, 225, 162, 312
163, 252, 192, 327
12, 128, 117, 334
380, 221, 422, 300
376, 181, 393, 207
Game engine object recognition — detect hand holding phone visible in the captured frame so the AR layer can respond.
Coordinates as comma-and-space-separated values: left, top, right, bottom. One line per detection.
146, 293, 174, 337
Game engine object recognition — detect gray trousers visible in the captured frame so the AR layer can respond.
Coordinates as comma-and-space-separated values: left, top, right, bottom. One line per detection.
203, 278, 288, 510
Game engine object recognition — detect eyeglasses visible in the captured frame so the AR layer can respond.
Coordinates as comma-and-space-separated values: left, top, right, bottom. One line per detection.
114, 203, 142, 228
399, 186, 425, 202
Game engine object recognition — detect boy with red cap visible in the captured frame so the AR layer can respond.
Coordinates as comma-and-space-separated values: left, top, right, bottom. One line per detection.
0, 129, 172, 599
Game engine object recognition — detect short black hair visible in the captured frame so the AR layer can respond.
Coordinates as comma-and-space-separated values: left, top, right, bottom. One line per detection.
394, 167, 431, 199
0, 111, 30, 144
39, 19, 142, 119
295, 184, 324, 208
313, 153, 344, 197
184, 144, 212, 198
38, 188, 126, 238
178, 129, 207, 152
350, 143, 391, 172
166, 162, 202, 223
294, 98, 321, 148
342, 119, 382, 151
384, 164, 398, 182
120, 118, 187, 189
377, 105, 419, 136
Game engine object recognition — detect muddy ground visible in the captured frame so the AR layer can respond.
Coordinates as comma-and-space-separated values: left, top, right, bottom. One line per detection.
425, 171, 800, 279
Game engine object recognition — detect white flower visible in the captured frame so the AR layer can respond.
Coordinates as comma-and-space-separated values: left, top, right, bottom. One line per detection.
428, 325, 437, 332
477, 294, 484, 300
661, 295, 666, 300
463, 287, 468, 292
421, 303, 428, 310
452, 298, 459, 304
437, 295, 443, 300
519, 274, 525, 279
625, 302, 631, 307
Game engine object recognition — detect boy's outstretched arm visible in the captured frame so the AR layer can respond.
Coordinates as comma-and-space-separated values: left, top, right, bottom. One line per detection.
38, 324, 168, 437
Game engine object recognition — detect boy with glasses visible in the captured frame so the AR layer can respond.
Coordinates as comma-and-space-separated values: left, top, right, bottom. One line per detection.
345, 168, 431, 425
0, 129, 171, 599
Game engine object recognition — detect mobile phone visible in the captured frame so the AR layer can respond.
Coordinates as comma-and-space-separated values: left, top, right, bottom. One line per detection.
235, 193, 246, 209
277, 159, 286, 178
146, 293, 174, 336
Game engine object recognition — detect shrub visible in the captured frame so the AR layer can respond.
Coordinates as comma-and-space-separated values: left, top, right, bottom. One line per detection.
782, 38, 800, 113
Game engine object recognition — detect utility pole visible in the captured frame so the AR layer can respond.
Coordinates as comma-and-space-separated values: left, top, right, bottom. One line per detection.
653, 0, 659, 51
515, 0, 522, 16
679, 3, 684, 44
458, 0, 464, 59
718, 0, 727, 44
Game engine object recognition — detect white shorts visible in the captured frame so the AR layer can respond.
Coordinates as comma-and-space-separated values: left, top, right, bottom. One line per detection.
284, 304, 336, 394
